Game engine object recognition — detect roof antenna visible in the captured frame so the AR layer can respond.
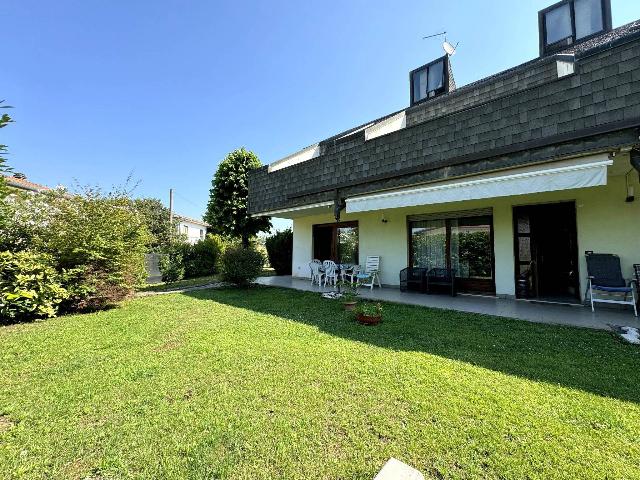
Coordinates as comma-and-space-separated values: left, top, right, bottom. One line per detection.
423, 31, 459, 56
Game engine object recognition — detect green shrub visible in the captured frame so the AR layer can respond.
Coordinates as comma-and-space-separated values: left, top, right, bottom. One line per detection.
159, 244, 186, 283
265, 229, 293, 275
183, 234, 225, 278
220, 246, 264, 287
0, 251, 68, 322
0, 187, 151, 313
133, 198, 177, 252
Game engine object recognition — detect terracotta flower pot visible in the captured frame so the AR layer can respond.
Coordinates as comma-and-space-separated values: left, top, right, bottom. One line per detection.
343, 301, 357, 311
356, 313, 382, 325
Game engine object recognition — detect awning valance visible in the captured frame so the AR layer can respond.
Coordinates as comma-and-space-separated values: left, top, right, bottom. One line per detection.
252, 201, 333, 219
346, 155, 612, 214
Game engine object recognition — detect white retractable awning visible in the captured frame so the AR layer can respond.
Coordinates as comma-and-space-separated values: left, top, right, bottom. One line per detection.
346, 154, 613, 214
252, 201, 334, 219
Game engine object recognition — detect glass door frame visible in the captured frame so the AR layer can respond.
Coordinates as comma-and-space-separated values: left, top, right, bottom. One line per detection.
512, 201, 581, 302
407, 214, 496, 294
312, 221, 359, 264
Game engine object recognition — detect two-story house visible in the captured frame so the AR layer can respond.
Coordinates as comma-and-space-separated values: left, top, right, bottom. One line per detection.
248, 0, 640, 305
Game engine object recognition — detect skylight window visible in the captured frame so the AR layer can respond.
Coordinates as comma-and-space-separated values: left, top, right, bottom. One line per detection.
539, 0, 611, 55
575, 0, 605, 39
545, 3, 573, 45
410, 56, 448, 106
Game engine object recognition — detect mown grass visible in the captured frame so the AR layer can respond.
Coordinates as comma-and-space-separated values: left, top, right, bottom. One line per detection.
1, 286, 639, 479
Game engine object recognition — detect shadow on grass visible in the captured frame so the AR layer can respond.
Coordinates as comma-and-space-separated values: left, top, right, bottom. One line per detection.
182, 286, 640, 404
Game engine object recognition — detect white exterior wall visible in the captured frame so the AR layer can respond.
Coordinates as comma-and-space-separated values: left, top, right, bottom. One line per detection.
178, 220, 207, 245
291, 170, 640, 298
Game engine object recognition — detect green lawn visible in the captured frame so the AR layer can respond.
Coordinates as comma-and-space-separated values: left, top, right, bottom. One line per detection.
1, 287, 639, 479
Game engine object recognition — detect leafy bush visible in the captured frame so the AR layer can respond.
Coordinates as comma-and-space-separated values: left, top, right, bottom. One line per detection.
0, 186, 151, 313
133, 198, 177, 252
0, 251, 68, 322
159, 244, 186, 283
183, 234, 225, 278
220, 246, 264, 287
265, 229, 293, 275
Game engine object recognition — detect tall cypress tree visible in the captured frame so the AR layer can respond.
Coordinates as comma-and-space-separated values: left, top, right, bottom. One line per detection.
204, 148, 271, 247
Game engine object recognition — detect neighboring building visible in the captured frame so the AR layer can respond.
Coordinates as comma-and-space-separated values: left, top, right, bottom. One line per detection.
2, 173, 51, 193
248, 0, 640, 304
175, 215, 209, 245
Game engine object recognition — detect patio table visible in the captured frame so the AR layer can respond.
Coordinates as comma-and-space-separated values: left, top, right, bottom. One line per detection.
318, 263, 354, 284
318, 263, 353, 272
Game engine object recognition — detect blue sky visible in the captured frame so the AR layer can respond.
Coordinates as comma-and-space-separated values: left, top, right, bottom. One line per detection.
2, 0, 638, 230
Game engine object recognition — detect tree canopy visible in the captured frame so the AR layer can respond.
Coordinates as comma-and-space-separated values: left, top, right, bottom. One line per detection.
132, 198, 175, 252
204, 148, 271, 246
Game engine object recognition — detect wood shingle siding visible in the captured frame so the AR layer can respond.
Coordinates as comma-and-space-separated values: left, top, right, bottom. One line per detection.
248, 23, 640, 215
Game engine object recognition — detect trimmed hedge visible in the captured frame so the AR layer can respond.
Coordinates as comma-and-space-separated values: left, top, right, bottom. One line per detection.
159, 234, 225, 284
184, 234, 225, 278
220, 246, 264, 287
265, 229, 293, 275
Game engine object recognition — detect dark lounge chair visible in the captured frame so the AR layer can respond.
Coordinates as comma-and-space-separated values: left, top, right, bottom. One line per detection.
426, 268, 457, 297
586, 253, 637, 317
400, 267, 427, 293
633, 263, 640, 308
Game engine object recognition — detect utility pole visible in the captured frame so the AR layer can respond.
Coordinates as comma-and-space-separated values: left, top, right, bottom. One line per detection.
169, 188, 174, 229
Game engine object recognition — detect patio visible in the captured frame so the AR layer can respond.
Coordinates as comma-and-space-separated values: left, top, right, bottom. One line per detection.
255, 276, 640, 331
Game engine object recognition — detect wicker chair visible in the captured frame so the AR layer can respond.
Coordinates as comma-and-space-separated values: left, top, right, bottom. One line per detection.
426, 268, 457, 297
400, 267, 427, 293
635, 264, 640, 308
585, 253, 637, 317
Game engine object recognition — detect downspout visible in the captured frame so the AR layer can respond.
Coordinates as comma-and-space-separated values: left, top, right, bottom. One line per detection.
333, 189, 346, 222
334, 189, 346, 294
631, 149, 640, 177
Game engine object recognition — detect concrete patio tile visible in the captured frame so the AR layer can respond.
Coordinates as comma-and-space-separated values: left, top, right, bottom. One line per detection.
255, 276, 640, 331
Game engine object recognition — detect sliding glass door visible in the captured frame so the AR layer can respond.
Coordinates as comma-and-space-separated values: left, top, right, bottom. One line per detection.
409, 214, 495, 294
312, 222, 359, 264
410, 219, 447, 270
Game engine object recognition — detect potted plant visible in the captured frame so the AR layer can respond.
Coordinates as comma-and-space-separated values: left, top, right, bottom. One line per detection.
338, 280, 359, 311
354, 302, 383, 325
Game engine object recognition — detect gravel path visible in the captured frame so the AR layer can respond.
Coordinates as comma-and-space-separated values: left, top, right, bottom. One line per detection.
136, 282, 227, 297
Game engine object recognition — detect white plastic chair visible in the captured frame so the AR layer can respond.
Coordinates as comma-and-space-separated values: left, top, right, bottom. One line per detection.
322, 260, 338, 287
344, 265, 360, 284
356, 256, 381, 290
309, 261, 324, 286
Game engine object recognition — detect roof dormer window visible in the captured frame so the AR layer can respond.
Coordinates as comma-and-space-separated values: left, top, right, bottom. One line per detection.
410, 55, 449, 106
539, 0, 612, 56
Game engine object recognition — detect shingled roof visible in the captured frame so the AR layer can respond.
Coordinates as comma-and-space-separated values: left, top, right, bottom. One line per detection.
248, 17, 640, 215
285, 19, 640, 152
